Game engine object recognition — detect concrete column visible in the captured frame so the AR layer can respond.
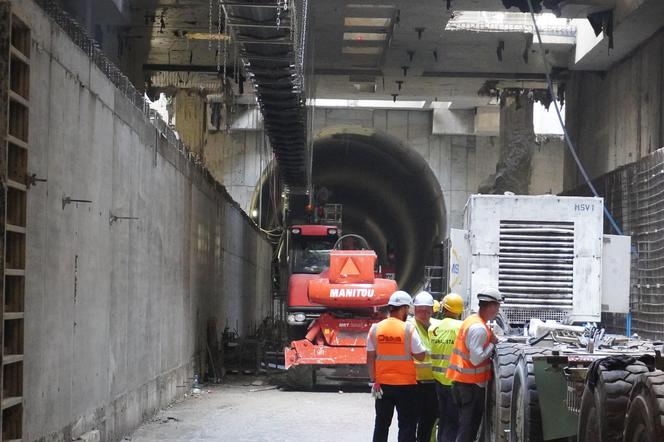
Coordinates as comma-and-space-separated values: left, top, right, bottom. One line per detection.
478, 92, 535, 195
174, 90, 206, 155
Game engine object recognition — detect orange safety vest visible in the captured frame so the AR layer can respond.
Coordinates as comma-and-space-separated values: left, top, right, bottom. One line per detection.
446, 314, 493, 384
370, 317, 417, 385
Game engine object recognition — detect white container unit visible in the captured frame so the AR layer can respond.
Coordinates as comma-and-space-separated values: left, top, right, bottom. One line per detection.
447, 194, 630, 324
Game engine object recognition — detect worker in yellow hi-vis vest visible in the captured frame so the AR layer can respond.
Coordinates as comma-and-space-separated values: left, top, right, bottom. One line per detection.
428, 293, 464, 442
408, 291, 440, 442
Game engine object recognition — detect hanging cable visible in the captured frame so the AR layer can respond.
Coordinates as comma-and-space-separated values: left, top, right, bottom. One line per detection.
306, 1, 315, 199
208, 0, 213, 51
525, 0, 624, 236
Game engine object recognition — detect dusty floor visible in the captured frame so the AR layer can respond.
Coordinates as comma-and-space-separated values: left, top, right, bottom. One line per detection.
128, 377, 401, 441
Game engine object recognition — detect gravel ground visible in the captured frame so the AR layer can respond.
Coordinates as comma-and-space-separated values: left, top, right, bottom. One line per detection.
127, 377, 400, 442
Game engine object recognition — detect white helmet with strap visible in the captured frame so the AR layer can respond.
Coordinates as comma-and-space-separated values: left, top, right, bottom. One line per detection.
388, 290, 412, 307
413, 291, 434, 307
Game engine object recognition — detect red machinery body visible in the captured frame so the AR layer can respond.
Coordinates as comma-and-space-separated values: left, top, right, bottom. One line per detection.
284, 249, 397, 369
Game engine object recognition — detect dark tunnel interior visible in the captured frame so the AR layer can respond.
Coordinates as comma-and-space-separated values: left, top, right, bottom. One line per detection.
251, 131, 447, 293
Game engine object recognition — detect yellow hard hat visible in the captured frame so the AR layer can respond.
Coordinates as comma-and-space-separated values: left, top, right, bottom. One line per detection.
442, 293, 464, 315
433, 300, 441, 314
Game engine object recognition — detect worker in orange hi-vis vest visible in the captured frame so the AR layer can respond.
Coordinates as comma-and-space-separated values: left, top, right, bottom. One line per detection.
446, 287, 502, 442
367, 291, 426, 442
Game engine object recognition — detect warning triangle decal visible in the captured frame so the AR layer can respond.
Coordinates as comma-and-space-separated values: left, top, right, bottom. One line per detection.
340, 257, 361, 276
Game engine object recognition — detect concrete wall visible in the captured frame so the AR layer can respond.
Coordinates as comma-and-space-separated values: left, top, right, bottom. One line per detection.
13, 1, 272, 440
565, 29, 664, 189
337, 108, 563, 229
204, 129, 266, 215
202, 107, 564, 230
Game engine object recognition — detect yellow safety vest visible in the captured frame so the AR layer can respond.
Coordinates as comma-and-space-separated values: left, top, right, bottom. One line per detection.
429, 317, 463, 386
408, 317, 439, 382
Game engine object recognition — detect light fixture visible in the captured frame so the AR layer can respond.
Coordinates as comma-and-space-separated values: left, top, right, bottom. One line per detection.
307, 99, 434, 110
344, 17, 391, 27
342, 46, 383, 55
185, 32, 231, 41
343, 32, 386, 41
287, 313, 307, 325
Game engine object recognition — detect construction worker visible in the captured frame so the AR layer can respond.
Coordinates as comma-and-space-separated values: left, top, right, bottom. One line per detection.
446, 287, 502, 442
432, 299, 442, 319
429, 293, 464, 442
367, 290, 426, 442
408, 291, 440, 442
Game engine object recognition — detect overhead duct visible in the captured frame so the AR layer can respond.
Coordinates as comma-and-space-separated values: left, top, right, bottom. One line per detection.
224, 1, 308, 187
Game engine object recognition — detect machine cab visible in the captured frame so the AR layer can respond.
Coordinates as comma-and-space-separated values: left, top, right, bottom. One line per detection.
287, 225, 340, 309
289, 225, 339, 275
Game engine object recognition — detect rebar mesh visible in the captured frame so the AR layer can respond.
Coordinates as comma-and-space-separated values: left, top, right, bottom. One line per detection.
569, 148, 664, 339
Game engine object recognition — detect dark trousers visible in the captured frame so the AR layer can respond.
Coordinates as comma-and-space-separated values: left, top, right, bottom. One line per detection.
452, 382, 485, 442
416, 382, 439, 442
373, 384, 418, 442
435, 382, 460, 442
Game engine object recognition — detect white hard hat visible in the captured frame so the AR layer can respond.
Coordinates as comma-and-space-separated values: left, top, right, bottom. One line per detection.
477, 286, 503, 303
388, 290, 412, 307
413, 291, 434, 307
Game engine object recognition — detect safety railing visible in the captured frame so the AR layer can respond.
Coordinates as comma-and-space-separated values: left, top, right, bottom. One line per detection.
34, 0, 203, 167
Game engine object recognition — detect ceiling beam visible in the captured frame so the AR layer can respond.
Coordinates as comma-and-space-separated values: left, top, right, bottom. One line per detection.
421, 71, 561, 81
315, 68, 383, 76
144, 63, 235, 72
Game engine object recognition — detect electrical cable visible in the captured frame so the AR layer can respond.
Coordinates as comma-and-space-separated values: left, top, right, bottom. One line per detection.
525, 0, 624, 236
527, 331, 551, 346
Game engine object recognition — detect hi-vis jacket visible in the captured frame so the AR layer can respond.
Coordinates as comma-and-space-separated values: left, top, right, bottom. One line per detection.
408, 317, 440, 382
446, 314, 493, 385
429, 317, 463, 385
370, 317, 417, 385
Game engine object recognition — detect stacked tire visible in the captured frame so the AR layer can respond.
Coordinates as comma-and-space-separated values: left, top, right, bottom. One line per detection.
623, 369, 664, 442
577, 361, 649, 442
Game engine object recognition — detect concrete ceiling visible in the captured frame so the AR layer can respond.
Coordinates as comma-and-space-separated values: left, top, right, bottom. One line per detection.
117, 0, 659, 108
307, 0, 579, 107
123, 0, 579, 108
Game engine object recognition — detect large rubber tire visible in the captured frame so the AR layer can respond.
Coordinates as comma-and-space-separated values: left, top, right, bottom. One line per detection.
579, 387, 601, 442
430, 419, 438, 442
285, 364, 315, 390
577, 361, 649, 442
623, 370, 664, 442
484, 342, 522, 442
509, 347, 550, 442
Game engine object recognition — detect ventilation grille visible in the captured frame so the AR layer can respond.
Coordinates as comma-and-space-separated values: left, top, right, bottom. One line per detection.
499, 220, 575, 324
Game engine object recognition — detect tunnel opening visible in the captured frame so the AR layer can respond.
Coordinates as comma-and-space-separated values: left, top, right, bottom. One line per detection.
251, 129, 446, 293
